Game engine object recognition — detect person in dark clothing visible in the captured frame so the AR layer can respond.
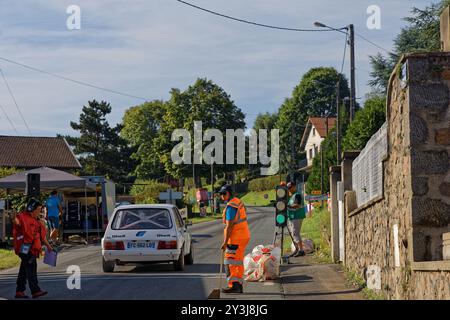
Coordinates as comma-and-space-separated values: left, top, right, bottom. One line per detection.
13, 198, 53, 299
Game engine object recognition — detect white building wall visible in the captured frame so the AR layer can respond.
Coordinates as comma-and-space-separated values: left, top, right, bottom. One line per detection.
305, 125, 325, 167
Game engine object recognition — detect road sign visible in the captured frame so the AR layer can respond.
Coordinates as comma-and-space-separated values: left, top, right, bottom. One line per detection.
159, 189, 183, 205
311, 190, 322, 195
305, 194, 329, 202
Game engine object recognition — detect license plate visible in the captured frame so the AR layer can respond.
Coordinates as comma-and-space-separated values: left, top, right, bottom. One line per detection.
127, 241, 156, 249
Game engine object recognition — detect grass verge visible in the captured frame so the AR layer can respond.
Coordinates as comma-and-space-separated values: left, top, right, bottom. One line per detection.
281, 207, 332, 263
345, 268, 387, 300
0, 249, 20, 271
240, 190, 275, 207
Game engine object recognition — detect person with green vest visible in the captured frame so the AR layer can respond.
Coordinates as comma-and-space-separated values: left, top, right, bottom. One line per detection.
287, 181, 306, 257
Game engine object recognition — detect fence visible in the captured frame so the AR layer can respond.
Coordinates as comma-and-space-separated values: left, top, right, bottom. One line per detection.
352, 122, 388, 208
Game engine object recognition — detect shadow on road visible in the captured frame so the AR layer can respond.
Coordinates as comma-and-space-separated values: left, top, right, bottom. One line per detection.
281, 274, 314, 284
114, 263, 221, 274
284, 288, 363, 297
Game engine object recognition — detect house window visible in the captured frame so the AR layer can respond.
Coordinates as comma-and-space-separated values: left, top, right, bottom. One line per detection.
309, 148, 313, 160
315, 145, 319, 155
312, 128, 316, 136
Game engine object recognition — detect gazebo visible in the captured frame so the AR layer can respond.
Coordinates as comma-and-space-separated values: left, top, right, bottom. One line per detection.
0, 167, 99, 242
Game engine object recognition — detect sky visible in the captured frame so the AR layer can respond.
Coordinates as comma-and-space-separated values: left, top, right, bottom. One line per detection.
0, 0, 438, 136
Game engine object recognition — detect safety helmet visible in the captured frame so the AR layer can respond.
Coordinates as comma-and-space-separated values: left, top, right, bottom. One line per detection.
218, 184, 233, 195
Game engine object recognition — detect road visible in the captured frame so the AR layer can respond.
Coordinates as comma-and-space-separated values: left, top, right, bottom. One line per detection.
0, 207, 283, 300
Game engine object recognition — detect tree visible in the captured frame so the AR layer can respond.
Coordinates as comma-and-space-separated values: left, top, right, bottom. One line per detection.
253, 112, 278, 131
155, 78, 246, 187
275, 67, 350, 173
342, 96, 386, 151
121, 100, 167, 179
65, 100, 136, 184
369, 0, 450, 92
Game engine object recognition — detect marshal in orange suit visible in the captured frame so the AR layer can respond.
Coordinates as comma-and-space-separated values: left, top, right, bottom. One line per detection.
219, 184, 251, 294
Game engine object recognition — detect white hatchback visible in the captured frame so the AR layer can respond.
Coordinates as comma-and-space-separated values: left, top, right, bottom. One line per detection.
101, 204, 193, 272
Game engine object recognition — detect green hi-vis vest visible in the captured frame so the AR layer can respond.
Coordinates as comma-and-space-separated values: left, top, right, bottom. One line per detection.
287, 192, 306, 220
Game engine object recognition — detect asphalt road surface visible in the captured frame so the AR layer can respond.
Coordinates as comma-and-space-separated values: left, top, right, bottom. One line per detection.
0, 207, 283, 300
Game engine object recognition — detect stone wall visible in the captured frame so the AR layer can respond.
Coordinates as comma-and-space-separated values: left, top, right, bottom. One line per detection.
343, 53, 450, 300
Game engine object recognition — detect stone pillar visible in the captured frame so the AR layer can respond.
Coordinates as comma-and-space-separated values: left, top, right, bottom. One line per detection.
444, 233, 450, 260
341, 151, 360, 192
329, 165, 341, 263
406, 54, 450, 262
441, 6, 450, 51
340, 151, 360, 266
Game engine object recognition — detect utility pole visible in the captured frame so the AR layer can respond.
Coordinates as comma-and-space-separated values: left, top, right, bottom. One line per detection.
336, 80, 341, 165
290, 125, 295, 182
349, 24, 356, 122
192, 162, 196, 189
210, 162, 214, 214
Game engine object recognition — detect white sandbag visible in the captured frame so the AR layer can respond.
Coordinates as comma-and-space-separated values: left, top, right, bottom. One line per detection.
290, 239, 315, 254
261, 254, 279, 280
252, 245, 264, 255
271, 247, 281, 262
244, 254, 258, 276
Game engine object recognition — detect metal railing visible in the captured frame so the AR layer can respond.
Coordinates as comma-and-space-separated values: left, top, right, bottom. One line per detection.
352, 122, 388, 207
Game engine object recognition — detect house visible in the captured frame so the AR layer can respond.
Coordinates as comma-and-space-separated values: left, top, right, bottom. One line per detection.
0, 136, 81, 171
299, 117, 336, 170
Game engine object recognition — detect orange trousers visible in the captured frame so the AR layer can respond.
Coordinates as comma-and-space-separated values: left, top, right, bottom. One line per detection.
224, 237, 250, 287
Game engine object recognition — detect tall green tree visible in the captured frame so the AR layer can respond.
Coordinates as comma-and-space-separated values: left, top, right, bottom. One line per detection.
276, 67, 350, 173
121, 100, 167, 179
342, 96, 386, 151
253, 112, 278, 131
369, 0, 450, 92
155, 78, 246, 187
65, 100, 136, 183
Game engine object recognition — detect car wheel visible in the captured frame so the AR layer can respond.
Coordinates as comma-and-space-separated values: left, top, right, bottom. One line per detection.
102, 257, 115, 273
185, 242, 194, 265
174, 247, 185, 271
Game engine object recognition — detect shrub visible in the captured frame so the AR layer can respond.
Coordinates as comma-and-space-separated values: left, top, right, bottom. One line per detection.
130, 180, 170, 204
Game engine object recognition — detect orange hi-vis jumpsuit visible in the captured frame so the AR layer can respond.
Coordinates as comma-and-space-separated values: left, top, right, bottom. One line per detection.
223, 197, 251, 287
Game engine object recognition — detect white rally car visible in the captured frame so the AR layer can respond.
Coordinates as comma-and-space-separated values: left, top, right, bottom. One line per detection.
101, 204, 193, 272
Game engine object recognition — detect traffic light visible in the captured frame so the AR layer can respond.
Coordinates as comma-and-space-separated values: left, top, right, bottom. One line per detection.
275, 185, 288, 227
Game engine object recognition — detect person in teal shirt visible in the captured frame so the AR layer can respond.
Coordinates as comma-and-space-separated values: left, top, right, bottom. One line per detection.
287, 181, 306, 257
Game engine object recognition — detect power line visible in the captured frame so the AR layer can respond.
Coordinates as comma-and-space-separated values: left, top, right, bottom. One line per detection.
0, 103, 19, 134
174, 0, 332, 32
339, 31, 349, 75
0, 56, 149, 102
355, 32, 393, 55
0, 68, 32, 135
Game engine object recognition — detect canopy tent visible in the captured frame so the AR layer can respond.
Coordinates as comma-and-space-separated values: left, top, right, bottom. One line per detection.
0, 167, 96, 193
0, 167, 100, 242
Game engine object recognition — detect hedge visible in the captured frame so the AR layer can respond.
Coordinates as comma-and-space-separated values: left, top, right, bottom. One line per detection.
130, 180, 171, 204
248, 174, 284, 192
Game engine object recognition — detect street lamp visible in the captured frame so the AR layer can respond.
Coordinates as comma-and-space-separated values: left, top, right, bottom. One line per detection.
314, 21, 356, 123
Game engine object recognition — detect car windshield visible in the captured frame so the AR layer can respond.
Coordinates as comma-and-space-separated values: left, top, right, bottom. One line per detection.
112, 208, 173, 230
